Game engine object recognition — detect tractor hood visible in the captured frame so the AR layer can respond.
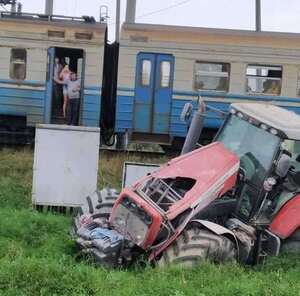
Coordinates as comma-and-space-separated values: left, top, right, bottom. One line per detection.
138, 142, 240, 220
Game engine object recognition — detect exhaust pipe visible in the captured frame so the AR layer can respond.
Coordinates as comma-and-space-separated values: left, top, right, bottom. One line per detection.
181, 100, 206, 155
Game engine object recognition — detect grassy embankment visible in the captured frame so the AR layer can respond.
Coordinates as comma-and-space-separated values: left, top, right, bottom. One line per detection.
0, 148, 300, 296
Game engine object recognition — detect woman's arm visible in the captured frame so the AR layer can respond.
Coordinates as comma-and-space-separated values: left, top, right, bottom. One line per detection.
55, 78, 65, 85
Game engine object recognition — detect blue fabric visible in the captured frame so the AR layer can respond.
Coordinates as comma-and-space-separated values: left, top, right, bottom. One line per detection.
90, 227, 123, 242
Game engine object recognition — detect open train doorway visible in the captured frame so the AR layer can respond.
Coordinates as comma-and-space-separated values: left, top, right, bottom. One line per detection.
44, 47, 85, 125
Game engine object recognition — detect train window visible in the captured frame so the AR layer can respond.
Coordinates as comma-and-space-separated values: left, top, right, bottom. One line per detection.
194, 62, 230, 92
141, 60, 151, 86
10, 48, 27, 80
246, 65, 282, 95
160, 61, 171, 88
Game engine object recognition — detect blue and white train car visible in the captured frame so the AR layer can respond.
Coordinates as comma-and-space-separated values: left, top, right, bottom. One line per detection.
116, 23, 300, 146
0, 12, 106, 142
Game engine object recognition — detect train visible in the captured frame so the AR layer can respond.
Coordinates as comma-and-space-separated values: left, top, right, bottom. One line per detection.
0, 12, 106, 143
1, 10, 300, 148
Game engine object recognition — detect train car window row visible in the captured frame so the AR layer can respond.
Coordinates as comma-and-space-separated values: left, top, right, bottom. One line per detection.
246, 65, 282, 95
10, 48, 27, 81
194, 62, 230, 92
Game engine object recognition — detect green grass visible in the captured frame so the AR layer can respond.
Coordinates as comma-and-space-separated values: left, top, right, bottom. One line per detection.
0, 148, 300, 296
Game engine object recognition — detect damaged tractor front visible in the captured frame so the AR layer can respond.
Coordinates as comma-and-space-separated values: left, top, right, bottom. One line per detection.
73, 142, 239, 268
73, 103, 300, 269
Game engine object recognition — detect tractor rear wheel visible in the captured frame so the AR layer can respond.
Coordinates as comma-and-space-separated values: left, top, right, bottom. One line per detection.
281, 229, 300, 254
158, 228, 236, 267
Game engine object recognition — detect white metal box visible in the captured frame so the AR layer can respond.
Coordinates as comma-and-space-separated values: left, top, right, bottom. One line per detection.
32, 124, 100, 207
122, 162, 160, 188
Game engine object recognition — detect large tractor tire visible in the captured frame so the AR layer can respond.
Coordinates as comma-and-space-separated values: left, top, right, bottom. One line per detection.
158, 228, 236, 267
72, 188, 119, 235
93, 187, 119, 223
281, 229, 300, 254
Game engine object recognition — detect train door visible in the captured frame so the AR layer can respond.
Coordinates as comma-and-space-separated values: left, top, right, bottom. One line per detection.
45, 47, 55, 124
134, 53, 174, 134
44, 47, 85, 125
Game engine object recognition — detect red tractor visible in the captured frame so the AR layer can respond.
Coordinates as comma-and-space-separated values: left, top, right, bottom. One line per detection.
74, 103, 300, 267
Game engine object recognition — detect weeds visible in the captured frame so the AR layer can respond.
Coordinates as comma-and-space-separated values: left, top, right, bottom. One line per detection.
0, 148, 299, 296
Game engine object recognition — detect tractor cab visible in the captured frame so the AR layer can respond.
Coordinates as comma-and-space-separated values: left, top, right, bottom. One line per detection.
215, 104, 300, 226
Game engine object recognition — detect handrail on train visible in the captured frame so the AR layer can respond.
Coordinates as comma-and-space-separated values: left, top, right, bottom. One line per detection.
0, 11, 97, 23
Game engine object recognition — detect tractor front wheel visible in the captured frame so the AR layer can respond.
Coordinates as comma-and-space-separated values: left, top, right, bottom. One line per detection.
281, 229, 300, 254
72, 188, 119, 234
158, 228, 236, 267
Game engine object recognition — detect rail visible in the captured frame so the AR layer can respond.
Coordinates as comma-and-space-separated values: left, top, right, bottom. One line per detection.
0, 11, 97, 23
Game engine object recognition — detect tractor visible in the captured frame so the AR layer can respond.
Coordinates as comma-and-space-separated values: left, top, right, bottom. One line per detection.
73, 103, 300, 267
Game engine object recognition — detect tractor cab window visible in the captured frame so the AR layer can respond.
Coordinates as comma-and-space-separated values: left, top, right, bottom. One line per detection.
217, 115, 280, 180
284, 140, 300, 171
216, 115, 280, 220
284, 140, 300, 158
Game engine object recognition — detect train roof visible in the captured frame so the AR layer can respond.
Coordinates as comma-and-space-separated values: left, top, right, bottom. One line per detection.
0, 12, 106, 45
0, 12, 106, 31
121, 22, 300, 49
231, 103, 300, 140
123, 22, 300, 39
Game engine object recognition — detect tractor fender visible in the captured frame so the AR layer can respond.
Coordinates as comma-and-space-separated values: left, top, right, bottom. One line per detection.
191, 219, 239, 259
269, 194, 300, 239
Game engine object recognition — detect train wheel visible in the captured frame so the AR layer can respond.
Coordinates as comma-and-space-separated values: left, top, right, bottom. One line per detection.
158, 228, 236, 267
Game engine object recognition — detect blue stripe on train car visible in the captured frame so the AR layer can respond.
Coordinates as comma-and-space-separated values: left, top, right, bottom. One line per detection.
0, 81, 101, 127
81, 87, 101, 127
115, 90, 134, 132
173, 90, 300, 130
169, 99, 195, 137
115, 87, 300, 138
116, 90, 192, 136
0, 86, 45, 125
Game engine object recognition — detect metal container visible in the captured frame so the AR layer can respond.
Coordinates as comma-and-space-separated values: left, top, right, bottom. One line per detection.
32, 124, 100, 207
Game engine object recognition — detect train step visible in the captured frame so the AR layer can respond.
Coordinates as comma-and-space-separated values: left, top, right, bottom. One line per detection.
51, 116, 67, 125
130, 132, 172, 145
34, 204, 80, 215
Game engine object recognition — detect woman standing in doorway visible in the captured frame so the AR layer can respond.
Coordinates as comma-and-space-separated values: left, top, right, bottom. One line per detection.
59, 62, 71, 118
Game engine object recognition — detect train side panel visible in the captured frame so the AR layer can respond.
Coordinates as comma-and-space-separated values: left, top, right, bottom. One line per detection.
0, 16, 106, 135
117, 23, 300, 142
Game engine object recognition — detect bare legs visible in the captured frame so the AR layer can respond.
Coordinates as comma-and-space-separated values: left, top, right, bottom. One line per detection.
63, 95, 68, 118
